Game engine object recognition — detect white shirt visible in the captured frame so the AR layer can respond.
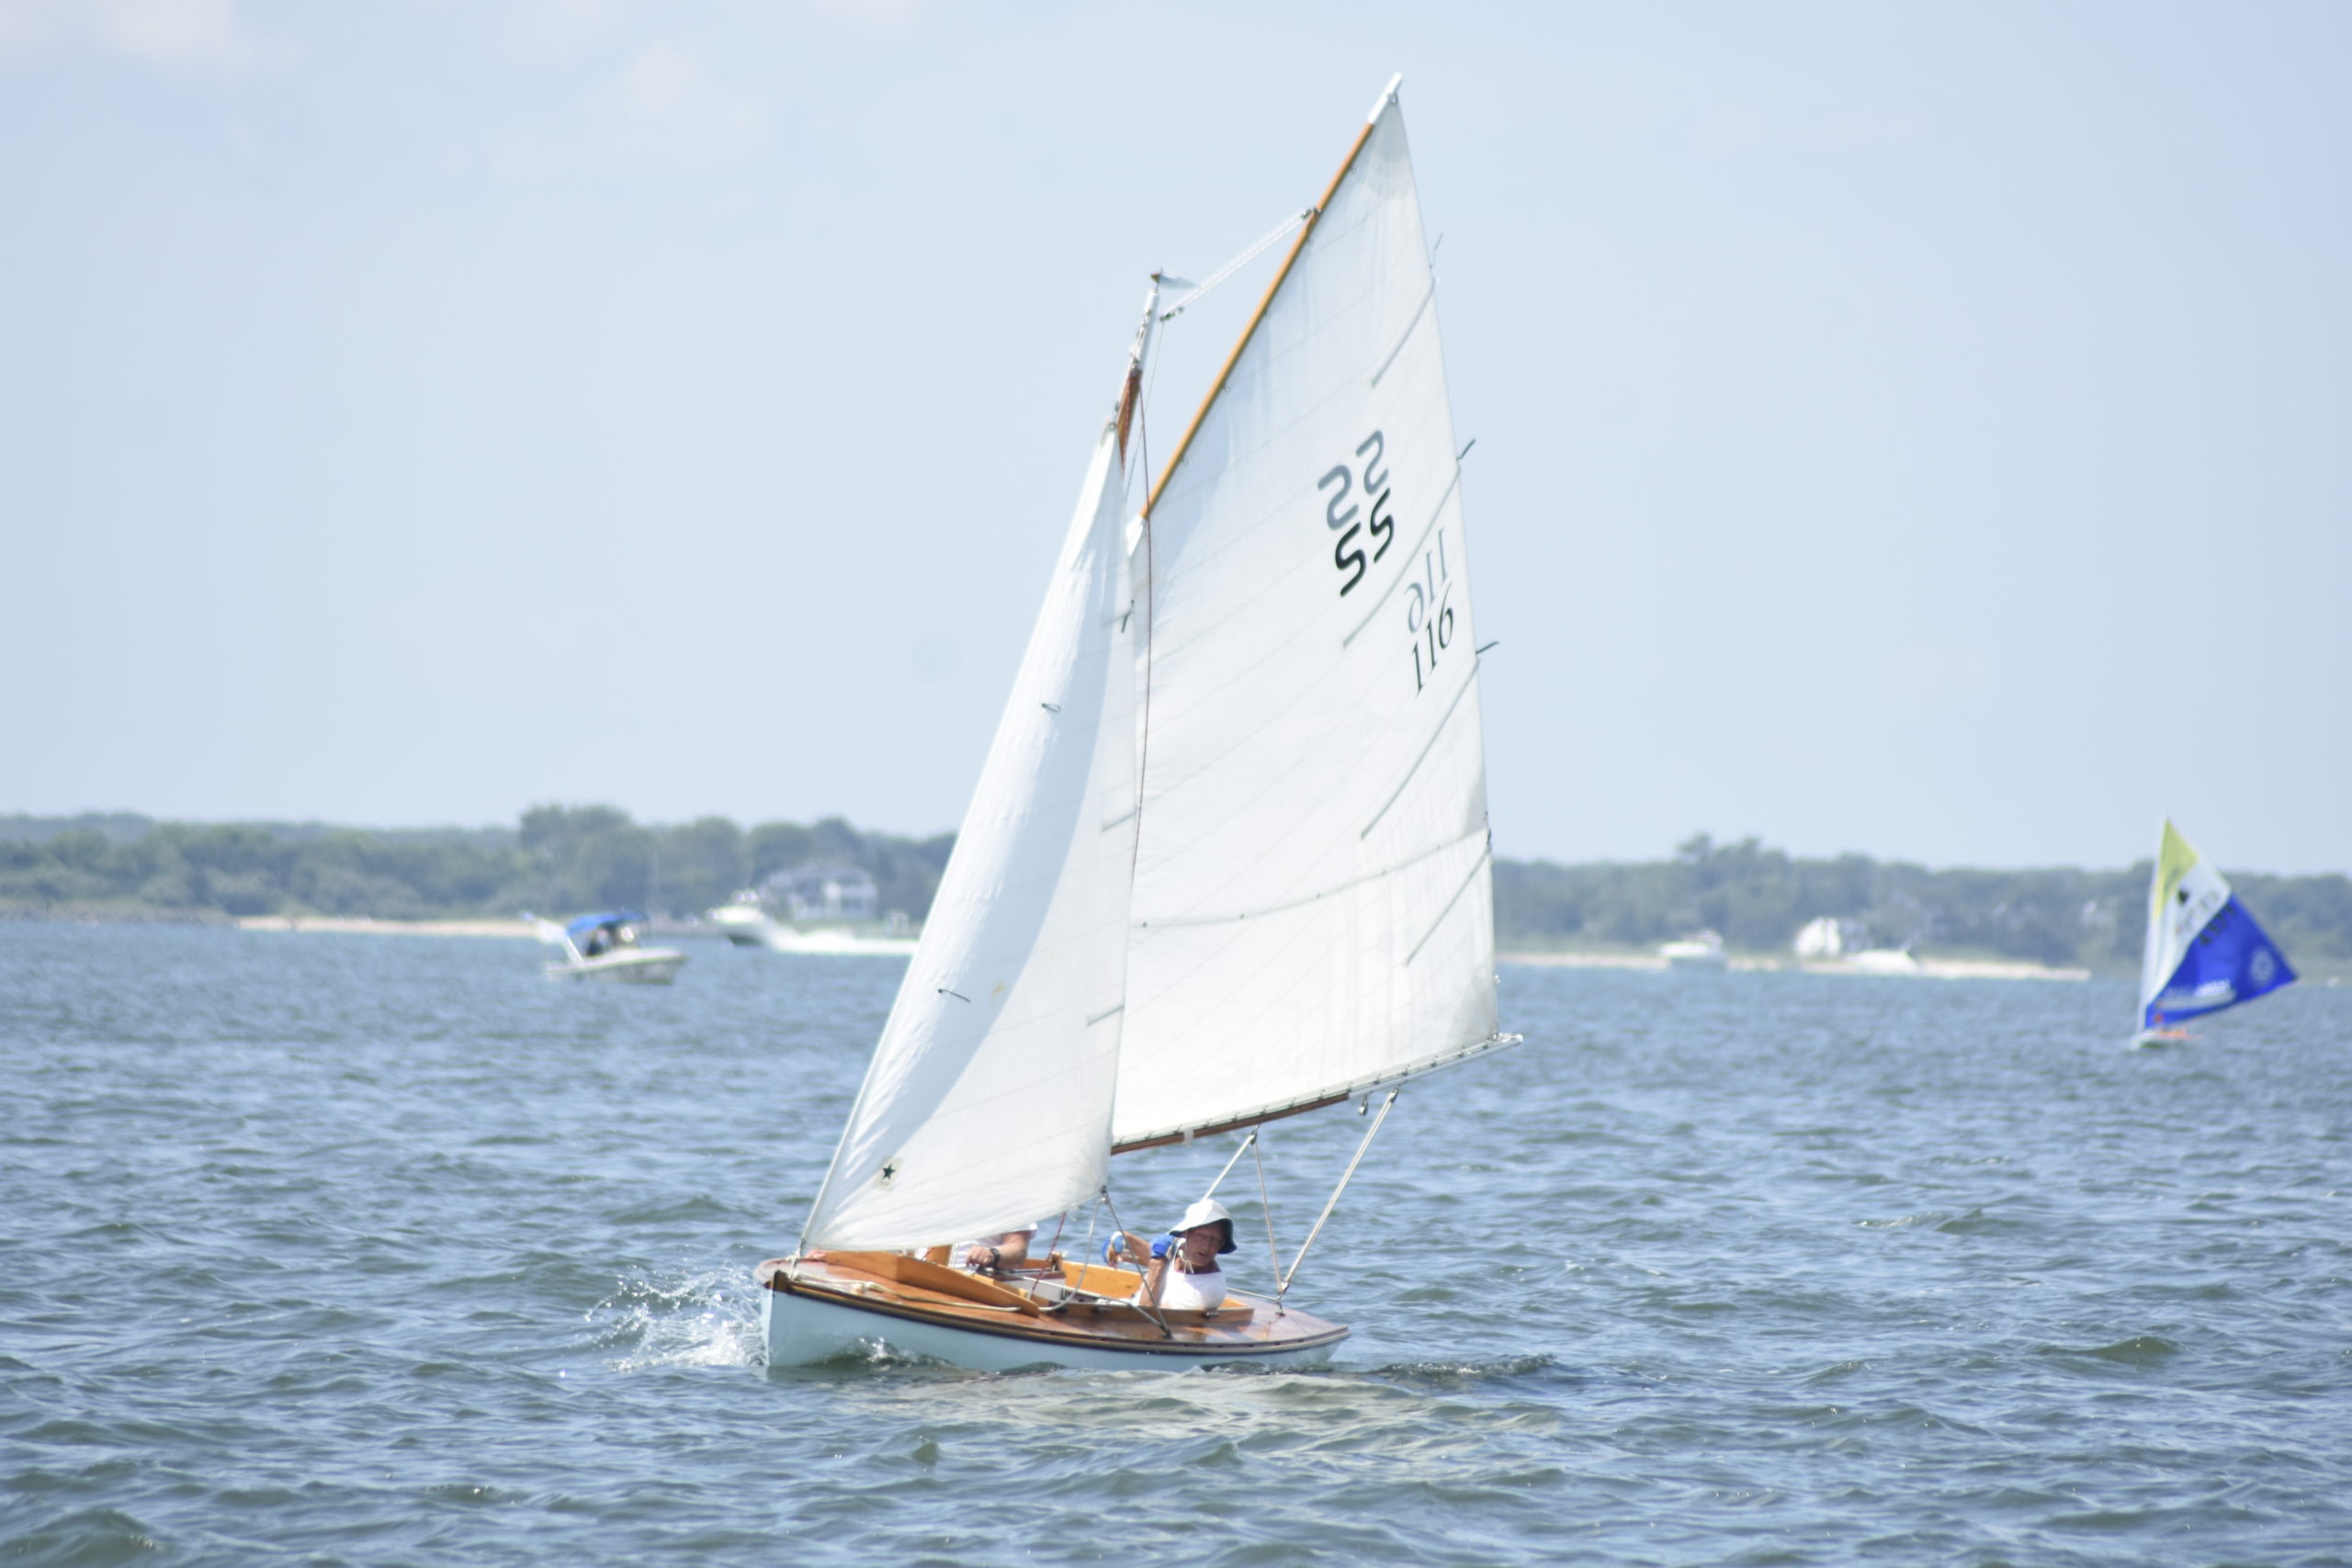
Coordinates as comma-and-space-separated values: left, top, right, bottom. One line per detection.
1156, 1264, 1227, 1313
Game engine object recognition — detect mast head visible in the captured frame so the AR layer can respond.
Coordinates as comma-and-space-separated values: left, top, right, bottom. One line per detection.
1366, 72, 1404, 123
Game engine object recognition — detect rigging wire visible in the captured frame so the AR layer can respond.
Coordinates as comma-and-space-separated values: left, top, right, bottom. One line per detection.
1279, 1089, 1400, 1305
1251, 1128, 1283, 1316
1157, 208, 1316, 322
1097, 1184, 1176, 1339
1194, 1129, 1259, 1206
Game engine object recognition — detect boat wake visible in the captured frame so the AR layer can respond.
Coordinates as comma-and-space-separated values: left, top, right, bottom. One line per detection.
585, 1265, 763, 1371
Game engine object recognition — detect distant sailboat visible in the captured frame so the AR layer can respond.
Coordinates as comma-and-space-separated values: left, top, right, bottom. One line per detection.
2135, 820, 2295, 1043
757, 76, 1519, 1371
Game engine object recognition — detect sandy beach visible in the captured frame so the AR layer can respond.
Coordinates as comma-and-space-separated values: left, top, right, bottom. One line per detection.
1500, 950, 2091, 981
236, 915, 539, 940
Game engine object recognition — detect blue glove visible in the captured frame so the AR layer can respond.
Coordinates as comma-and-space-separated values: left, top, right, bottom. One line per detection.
1149, 1236, 1170, 1259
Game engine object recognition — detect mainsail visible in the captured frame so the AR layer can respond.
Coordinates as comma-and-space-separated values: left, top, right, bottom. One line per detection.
2139, 819, 2296, 1030
799, 333, 1146, 1251
1113, 80, 1510, 1152
798, 80, 1511, 1250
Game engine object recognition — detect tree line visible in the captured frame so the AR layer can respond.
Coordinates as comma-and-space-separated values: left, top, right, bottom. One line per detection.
0, 808, 952, 927
1496, 834, 2352, 974
4, 815, 2346, 976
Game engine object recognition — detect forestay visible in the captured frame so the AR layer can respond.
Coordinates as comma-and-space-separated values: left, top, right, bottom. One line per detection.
1114, 84, 1510, 1153
801, 392, 1141, 1250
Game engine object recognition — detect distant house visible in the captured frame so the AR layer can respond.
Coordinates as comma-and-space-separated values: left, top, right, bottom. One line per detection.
763, 863, 879, 922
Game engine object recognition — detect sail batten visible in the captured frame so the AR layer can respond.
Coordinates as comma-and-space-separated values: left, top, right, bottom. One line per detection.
1137, 825, 1487, 931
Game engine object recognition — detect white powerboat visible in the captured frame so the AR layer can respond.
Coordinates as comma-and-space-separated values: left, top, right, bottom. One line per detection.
1660, 931, 1728, 969
707, 894, 918, 956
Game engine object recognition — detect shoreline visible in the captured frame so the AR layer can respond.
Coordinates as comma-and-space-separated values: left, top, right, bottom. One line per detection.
237, 915, 541, 939
1499, 951, 2093, 982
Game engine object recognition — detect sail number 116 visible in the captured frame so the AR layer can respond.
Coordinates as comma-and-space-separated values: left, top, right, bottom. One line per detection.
1406, 533, 1452, 694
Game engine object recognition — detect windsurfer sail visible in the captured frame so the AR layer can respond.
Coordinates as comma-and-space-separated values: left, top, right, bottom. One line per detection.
2138, 819, 2296, 1033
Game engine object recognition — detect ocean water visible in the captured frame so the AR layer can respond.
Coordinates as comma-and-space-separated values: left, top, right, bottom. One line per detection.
4, 922, 2348, 1567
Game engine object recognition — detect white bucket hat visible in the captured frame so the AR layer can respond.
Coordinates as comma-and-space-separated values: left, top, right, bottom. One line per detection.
1168, 1198, 1237, 1254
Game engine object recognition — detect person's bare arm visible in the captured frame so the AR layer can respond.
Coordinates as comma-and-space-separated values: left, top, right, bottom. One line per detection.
965, 1229, 1038, 1275
1140, 1253, 1171, 1306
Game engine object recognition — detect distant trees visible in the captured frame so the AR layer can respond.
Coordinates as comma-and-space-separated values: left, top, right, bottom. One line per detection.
0, 807, 953, 927
4, 815, 2346, 976
1494, 835, 2352, 974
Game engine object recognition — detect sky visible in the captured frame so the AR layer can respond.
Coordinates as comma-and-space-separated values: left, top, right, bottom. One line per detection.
2, 1, 2346, 874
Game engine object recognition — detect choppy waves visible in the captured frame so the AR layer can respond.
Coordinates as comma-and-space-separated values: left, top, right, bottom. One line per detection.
5, 925, 2350, 1565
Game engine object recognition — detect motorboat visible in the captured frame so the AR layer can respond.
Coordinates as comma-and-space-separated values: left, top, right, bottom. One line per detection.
707, 893, 918, 955
533, 911, 686, 984
1659, 930, 1728, 969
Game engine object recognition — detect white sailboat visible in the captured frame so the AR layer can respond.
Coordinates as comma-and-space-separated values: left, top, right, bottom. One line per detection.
759, 77, 1519, 1371
2134, 819, 2296, 1044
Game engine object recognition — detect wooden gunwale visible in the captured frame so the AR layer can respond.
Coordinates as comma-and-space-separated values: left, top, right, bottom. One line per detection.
763, 1258, 1348, 1359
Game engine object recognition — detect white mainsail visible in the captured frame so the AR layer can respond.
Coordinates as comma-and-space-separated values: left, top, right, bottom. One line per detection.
800, 349, 1144, 1250
1113, 82, 1508, 1152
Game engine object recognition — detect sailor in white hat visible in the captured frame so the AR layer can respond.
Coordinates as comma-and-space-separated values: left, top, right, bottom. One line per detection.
1142, 1197, 1236, 1313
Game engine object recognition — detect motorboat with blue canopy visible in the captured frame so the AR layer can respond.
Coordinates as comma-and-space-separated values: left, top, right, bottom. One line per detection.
531, 909, 686, 985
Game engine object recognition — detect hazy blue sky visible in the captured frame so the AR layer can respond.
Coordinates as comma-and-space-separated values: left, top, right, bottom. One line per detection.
4, 2, 2346, 873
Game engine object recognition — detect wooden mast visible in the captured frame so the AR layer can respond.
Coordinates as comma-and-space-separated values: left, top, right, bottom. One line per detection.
1141, 80, 1396, 518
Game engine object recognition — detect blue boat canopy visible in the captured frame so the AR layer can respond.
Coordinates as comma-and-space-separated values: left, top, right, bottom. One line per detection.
566, 910, 645, 941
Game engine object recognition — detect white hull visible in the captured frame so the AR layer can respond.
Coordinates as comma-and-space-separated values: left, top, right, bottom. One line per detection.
761, 1282, 1342, 1373
720, 917, 917, 956
760, 927, 917, 956
545, 948, 685, 984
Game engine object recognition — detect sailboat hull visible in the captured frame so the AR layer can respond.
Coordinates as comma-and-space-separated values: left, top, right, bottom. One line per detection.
758, 1257, 1348, 1372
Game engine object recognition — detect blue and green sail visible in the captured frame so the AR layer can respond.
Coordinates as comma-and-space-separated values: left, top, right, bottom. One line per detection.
2138, 820, 2295, 1030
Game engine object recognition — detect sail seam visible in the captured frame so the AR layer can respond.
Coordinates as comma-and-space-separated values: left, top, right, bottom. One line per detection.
1340, 468, 1463, 648
1368, 276, 1437, 389
1360, 671, 1477, 840
1402, 847, 1489, 967
1136, 824, 1484, 931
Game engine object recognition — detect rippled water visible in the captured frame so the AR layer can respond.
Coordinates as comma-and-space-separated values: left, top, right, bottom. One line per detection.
5, 922, 2348, 1565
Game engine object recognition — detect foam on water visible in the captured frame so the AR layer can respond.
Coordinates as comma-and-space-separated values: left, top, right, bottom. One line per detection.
586, 1266, 764, 1372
